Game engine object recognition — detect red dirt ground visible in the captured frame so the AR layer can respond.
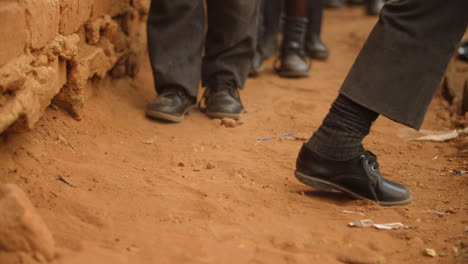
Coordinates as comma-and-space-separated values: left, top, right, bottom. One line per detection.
1, 7, 467, 264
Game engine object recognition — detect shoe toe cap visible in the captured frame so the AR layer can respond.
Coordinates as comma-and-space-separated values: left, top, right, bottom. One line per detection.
379, 179, 412, 204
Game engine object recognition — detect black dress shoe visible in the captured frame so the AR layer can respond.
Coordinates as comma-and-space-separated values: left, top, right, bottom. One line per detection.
305, 34, 329, 60
295, 144, 412, 206
202, 81, 243, 120
146, 87, 196, 123
367, 0, 384, 16
325, 0, 344, 8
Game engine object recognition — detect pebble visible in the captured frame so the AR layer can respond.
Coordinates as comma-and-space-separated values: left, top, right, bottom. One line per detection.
221, 118, 240, 128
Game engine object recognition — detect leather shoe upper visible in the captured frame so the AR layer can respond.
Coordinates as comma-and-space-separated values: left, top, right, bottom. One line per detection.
305, 34, 329, 60
146, 87, 195, 121
367, 0, 384, 16
296, 144, 411, 205
203, 81, 242, 118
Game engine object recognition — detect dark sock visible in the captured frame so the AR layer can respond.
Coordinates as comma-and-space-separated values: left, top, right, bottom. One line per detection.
306, 94, 379, 160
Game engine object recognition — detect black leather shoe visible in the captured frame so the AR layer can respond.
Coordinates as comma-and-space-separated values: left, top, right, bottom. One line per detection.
295, 144, 412, 206
202, 81, 243, 120
305, 34, 329, 60
325, 0, 344, 8
146, 87, 196, 123
367, 0, 384, 16
275, 17, 310, 78
249, 51, 264, 77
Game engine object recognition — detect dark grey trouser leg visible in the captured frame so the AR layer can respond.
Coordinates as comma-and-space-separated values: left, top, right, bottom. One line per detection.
340, 0, 468, 129
257, 0, 283, 58
147, 0, 204, 98
307, 0, 324, 36
257, 0, 265, 49
202, 0, 259, 89
263, 0, 283, 39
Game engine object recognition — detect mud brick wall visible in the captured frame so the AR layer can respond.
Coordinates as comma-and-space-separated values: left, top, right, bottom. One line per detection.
0, 0, 150, 133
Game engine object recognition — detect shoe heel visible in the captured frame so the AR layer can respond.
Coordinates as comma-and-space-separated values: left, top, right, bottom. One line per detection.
295, 171, 334, 191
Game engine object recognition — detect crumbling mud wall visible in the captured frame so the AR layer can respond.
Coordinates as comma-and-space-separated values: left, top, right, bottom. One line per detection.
0, 0, 149, 133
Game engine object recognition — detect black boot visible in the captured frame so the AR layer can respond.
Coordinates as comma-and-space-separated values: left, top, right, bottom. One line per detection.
306, 0, 329, 60
295, 144, 412, 206
367, 0, 384, 16
146, 87, 196, 123
275, 17, 310, 78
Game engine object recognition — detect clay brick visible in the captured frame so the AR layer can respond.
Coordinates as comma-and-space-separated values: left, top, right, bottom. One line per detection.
59, 0, 93, 35
22, 0, 60, 49
0, 1, 27, 67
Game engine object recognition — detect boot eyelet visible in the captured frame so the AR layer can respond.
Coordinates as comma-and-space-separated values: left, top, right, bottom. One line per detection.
366, 160, 370, 165
371, 166, 377, 171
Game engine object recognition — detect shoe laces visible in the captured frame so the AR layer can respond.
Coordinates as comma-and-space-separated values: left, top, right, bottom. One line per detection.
360, 151, 381, 202
361, 151, 379, 171
199, 80, 244, 111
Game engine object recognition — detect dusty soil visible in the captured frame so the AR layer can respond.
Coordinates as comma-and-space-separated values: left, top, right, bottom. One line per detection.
1, 7, 467, 264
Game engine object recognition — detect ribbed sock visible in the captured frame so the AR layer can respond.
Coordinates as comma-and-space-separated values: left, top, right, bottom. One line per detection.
306, 94, 379, 160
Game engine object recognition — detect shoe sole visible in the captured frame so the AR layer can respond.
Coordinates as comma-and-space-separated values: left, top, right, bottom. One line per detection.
294, 171, 412, 206
306, 51, 329, 61
146, 105, 196, 123
205, 111, 241, 120
277, 71, 310, 78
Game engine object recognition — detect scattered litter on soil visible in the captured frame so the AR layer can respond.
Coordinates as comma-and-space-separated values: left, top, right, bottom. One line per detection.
373, 222, 409, 230
340, 210, 367, 216
398, 127, 468, 142
143, 136, 157, 144
348, 219, 374, 227
424, 248, 437, 257
450, 170, 467, 175
349, 220, 409, 230
258, 132, 296, 141
56, 176, 76, 188
420, 210, 449, 216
